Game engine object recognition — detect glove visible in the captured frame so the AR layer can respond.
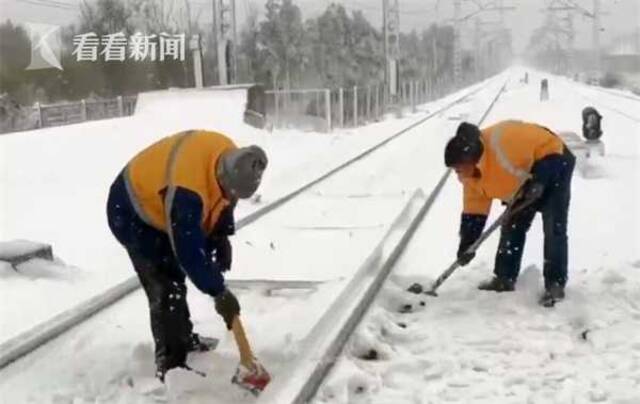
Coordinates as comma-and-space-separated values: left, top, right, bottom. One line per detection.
214, 289, 240, 330
510, 181, 545, 218
213, 236, 232, 272
457, 213, 486, 266
457, 248, 475, 266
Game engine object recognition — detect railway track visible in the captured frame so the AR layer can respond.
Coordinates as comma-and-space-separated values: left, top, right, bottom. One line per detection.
575, 80, 640, 103
257, 78, 510, 404
559, 78, 640, 124
0, 75, 505, 371
1, 74, 511, 404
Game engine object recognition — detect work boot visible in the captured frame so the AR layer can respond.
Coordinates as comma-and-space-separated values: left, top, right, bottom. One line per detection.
477, 276, 515, 292
155, 363, 169, 383
188, 333, 219, 353
539, 282, 565, 307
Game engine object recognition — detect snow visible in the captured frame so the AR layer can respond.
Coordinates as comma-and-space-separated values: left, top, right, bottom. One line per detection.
1, 67, 639, 403
0, 81, 488, 343
0, 76, 503, 402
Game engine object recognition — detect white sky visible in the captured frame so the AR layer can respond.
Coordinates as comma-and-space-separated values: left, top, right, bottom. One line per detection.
1, 0, 638, 53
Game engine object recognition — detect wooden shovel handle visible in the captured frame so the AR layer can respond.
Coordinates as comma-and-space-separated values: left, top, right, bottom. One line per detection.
231, 316, 255, 368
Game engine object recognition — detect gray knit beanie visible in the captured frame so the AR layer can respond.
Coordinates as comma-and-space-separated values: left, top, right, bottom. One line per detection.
217, 145, 268, 199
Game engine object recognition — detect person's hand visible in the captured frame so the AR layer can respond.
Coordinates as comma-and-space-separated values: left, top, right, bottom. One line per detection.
457, 213, 486, 267
507, 181, 544, 224
214, 289, 240, 330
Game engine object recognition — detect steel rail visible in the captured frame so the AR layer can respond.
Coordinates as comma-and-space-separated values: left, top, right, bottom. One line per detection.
0, 75, 504, 370
257, 77, 510, 403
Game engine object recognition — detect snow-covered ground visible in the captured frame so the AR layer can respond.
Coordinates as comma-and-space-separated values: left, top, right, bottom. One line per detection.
0, 78, 492, 344
0, 72, 508, 401
316, 68, 640, 404
1, 67, 638, 403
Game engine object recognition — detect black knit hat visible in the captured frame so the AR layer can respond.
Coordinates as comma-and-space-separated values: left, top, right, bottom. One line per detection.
218, 145, 268, 199
444, 122, 484, 167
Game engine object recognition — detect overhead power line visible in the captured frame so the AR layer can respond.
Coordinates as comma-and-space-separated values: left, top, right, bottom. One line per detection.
16, 0, 77, 10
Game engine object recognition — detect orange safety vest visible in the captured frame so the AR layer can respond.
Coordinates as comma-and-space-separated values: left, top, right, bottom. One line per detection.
463, 120, 564, 215
123, 130, 236, 234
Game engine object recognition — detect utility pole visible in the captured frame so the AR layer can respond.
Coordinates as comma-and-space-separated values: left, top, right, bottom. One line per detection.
564, 12, 575, 71
212, 0, 222, 85
212, 0, 237, 85
548, 0, 606, 72
451, 0, 515, 84
231, 0, 237, 83
453, 0, 461, 85
190, 35, 204, 88
493, 0, 515, 72
432, 0, 441, 90
432, 27, 438, 80
383, 0, 400, 106
592, 0, 601, 71
542, 1, 574, 72
474, 18, 482, 79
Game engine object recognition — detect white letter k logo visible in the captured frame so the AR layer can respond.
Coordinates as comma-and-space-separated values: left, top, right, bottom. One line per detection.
26, 23, 63, 71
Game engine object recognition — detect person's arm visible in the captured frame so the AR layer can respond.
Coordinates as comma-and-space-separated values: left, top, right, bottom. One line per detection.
166, 187, 226, 296
207, 204, 235, 272
167, 189, 241, 329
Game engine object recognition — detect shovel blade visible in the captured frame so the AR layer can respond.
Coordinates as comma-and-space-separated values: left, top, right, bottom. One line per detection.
231, 361, 271, 396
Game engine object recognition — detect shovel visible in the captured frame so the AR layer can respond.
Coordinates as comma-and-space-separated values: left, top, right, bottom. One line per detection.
229, 316, 272, 396
409, 184, 536, 297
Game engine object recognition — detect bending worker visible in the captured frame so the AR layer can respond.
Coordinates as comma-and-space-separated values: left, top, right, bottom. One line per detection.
444, 120, 575, 305
106, 129, 268, 380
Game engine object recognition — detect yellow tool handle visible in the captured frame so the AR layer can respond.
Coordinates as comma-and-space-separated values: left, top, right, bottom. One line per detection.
231, 316, 255, 368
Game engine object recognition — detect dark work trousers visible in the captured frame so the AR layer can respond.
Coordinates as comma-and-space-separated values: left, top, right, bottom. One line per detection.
494, 148, 576, 288
106, 173, 193, 379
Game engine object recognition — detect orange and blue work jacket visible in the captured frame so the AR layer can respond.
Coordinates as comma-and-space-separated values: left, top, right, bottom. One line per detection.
462, 120, 565, 215
458, 120, 567, 253
123, 130, 236, 295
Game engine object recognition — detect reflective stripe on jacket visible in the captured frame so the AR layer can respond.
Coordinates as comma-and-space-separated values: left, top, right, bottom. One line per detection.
121, 130, 237, 295
463, 120, 564, 215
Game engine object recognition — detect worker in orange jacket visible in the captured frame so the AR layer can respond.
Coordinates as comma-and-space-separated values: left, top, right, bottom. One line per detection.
106, 130, 267, 380
444, 120, 575, 305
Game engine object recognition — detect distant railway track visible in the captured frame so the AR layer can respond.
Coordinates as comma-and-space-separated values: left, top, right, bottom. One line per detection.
593, 87, 640, 103
562, 79, 640, 123
574, 89, 640, 124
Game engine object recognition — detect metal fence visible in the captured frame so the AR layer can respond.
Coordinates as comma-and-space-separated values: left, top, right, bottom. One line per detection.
0, 96, 138, 134
2, 76, 477, 135
264, 89, 332, 132
34, 96, 137, 128
264, 78, 466, 133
